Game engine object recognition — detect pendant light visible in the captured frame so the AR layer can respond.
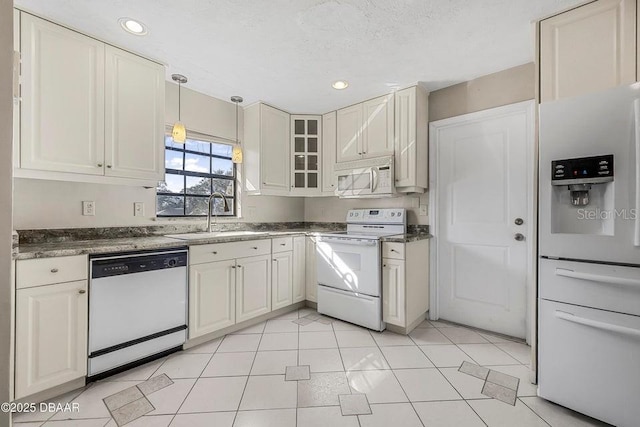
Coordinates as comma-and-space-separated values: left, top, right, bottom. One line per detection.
231, 96, 244, 164
171, 74, 188, 144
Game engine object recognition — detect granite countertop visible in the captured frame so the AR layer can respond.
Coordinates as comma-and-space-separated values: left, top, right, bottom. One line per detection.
14, 224, 430, 260
15, 231, 310, 260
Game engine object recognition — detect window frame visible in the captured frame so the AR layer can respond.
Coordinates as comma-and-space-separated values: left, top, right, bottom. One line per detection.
157, 135, 237, 218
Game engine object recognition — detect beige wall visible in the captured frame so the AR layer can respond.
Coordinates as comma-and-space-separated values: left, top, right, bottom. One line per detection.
429, 62, 535, 122
13, 83, 304, 229
1, 0, 13, 423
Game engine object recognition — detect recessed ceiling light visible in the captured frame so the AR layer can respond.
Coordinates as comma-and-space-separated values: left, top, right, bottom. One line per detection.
332, 80, 349, 90
119, 18, 148, 35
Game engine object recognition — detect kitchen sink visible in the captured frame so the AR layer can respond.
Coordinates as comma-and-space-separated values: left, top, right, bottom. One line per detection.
165, 230, 269, 240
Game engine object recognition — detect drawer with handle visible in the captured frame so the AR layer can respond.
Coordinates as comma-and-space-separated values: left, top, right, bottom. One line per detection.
272, 237, 293, 253
190, 239, 271, 265
540, 258, 640, 316
382, 242, 405, 260
16, 255, 88, 289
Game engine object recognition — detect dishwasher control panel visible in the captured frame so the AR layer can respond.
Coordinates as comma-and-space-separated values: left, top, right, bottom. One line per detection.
91, 250, 188, 278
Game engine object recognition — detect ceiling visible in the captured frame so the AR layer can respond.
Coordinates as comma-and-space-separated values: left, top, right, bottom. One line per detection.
15, 0, 583, 113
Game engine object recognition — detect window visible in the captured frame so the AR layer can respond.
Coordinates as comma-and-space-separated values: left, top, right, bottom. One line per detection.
157, 136, 236, 217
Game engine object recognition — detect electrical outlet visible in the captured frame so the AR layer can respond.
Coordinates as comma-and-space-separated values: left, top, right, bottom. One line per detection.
134, 202, 145, 217
419, 204, 428, 216
82, 201, 95, 216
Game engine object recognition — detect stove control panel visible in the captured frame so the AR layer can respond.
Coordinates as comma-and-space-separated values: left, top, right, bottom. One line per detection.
346, 209, 406, 224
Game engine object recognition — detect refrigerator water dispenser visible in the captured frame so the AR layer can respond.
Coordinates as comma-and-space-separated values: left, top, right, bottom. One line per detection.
550, 155, 615, 235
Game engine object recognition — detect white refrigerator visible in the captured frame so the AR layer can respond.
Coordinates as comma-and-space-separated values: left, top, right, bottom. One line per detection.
538, 84, 640, 427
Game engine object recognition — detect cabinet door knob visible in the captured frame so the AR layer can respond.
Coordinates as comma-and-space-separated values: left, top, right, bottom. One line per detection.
231, 266, 236, 269
383, 264, 387, 267
390, 249, 397, 252
212, 251, 218, 254
97, 163, 103, 167
50, 268, 59, 273
237, 265, 242, 268
107, 165, 112, 169
273, 259, 277, 262
252, 247, 258, 250
78, 289, 86, 294
280, 243, 286, 246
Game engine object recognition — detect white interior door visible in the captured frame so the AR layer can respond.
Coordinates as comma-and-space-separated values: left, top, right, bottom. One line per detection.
430, 101, 534, 339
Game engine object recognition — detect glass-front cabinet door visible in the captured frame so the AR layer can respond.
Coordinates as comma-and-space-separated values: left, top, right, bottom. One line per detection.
291, 115, 322, 195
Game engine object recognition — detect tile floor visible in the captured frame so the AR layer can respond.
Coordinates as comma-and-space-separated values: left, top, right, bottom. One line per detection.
13, 308, 611, 427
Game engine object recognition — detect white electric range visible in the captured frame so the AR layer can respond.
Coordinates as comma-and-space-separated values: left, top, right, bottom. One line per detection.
315, 208, 406, 331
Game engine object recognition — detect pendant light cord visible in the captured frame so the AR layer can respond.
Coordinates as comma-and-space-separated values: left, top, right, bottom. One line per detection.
178, 81, 182, 121
235, 100, 239, 144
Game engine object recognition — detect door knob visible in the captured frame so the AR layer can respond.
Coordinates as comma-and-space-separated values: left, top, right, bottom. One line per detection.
515, 233, 525, 241
514, 218, 524, 226
78, 290, 86, 294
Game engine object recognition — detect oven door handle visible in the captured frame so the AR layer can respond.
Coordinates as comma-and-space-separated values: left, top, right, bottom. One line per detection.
317, 237, 378, 247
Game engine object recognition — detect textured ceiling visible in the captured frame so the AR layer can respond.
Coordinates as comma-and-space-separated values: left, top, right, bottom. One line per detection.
15, 0, 583, 113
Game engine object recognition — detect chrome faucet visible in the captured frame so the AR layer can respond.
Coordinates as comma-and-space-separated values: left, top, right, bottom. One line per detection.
207, 192, 230, 232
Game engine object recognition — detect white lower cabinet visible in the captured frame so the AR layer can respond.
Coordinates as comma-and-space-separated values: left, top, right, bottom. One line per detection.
381, 240, 429, 332
272, 251, 293, 310
382, 258, 406, 327
15, 280, 88, 399
235, 255, 272, 323
188, 260, 236, 339
292, 236, 306, 303
305, 237, 318, 302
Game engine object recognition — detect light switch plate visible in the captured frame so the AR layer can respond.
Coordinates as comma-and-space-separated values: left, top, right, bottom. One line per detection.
82, 201, 95, 216
419, 204, 428, 216
134, 202, 145, 217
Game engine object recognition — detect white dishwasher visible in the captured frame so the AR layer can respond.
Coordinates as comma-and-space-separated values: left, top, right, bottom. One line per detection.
88, 248, 188, 380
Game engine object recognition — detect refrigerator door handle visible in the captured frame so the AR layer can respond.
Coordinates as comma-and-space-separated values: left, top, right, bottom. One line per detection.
555, 310, 640, 339
633, 99, 640, 246
555, 268, 640, 289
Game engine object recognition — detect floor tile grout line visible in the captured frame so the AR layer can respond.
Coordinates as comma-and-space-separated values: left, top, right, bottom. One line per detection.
231, 323, 266, 426
517, 397, 555, 427
38, 384, 87, 423
165, 345, 219, 427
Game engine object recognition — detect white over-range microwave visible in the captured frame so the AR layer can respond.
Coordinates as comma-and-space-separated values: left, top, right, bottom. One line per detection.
334, 156, 395, 198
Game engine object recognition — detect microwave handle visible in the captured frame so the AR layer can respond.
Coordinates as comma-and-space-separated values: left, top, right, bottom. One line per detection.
371, 168, 378, 192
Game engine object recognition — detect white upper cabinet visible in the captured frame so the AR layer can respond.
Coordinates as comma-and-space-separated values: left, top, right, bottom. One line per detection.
20, 13, 105, 175
244, 103, 291, 195
336, 104, 363, 162
336, 94, 394, 163
539, 0, 636, 102
16, 10, 165, 186
394, 86, 429, 193
291, 115, 322, 195
362, 94, 394, 158
104, 46, 165, 180
321, 111, 337, 194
